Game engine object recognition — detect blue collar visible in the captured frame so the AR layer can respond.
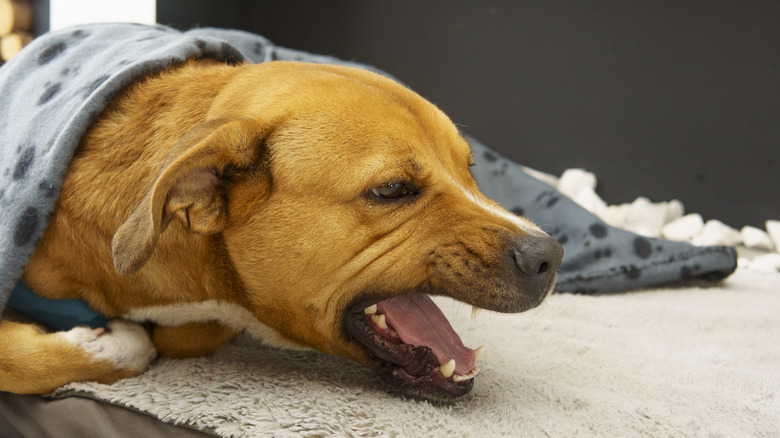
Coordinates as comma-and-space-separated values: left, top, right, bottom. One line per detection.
7, 281, 109, 331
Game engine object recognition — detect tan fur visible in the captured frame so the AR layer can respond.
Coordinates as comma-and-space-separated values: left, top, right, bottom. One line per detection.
0, 59, 555, 394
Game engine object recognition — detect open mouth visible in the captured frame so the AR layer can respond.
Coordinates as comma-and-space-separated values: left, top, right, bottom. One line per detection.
344, 293, 483, 401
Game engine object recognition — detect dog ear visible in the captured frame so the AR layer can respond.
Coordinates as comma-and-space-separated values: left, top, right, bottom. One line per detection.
112, 118, 266, 275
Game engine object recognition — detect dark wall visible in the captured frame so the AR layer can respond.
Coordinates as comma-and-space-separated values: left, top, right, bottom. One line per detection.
31, 0, 49, 36
158, 1, 779, 228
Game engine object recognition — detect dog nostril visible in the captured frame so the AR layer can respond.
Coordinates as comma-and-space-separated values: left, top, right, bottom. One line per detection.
513, 250, 544, 276
512, 236, 563, 277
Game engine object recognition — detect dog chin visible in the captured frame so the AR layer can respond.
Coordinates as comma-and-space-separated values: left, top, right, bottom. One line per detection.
343, 292, 481, 402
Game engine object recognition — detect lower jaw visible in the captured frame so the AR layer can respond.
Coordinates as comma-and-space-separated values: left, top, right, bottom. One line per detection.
382, 361, 475, 401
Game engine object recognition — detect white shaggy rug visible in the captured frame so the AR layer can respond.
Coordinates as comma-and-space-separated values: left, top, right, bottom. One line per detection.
55, 266, 780, 437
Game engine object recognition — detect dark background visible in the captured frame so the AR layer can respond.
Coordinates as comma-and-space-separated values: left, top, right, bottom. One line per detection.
43, 1, 780, 228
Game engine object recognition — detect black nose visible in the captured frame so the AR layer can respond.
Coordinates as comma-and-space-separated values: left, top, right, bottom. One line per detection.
512, 234, 564, 279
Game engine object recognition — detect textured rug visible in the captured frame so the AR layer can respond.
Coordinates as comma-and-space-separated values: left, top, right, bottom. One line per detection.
54, 266, 780, 437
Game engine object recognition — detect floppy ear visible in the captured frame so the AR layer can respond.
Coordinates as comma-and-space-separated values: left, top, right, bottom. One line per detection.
112, 118, 266, 275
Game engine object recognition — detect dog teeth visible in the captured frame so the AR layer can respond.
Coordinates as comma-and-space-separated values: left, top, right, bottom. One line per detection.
364, 304, 377, 315
471, 306, 484, 319
440, 359, 456, 378
474, 345, 484, 362
372, 314, 388, 329
452, 367, 480, 382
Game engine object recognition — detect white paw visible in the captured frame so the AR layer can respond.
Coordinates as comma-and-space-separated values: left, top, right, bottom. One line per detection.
59, 320, 157, 373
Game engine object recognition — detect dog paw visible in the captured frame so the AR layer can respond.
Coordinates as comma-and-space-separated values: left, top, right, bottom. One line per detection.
59, 320, 157, 373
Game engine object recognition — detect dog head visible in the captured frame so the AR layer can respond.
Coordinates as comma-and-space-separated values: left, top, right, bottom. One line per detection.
112, 62, 563, 401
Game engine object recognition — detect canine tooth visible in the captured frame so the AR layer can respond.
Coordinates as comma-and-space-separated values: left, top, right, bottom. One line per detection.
440, 359, 455, 378
474, 345, 484, 362
364, 304, 377, 315
372, 314, 388, 329
471, 306, 484, 319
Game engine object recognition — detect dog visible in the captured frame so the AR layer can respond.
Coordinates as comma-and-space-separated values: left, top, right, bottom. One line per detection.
0, 55, 562, 401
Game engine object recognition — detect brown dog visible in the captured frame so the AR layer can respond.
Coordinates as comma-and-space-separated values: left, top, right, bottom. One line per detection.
0, 60, 562, 401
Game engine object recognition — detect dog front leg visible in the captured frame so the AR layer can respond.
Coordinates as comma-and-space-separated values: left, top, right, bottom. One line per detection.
151, 321, 237, 359
0, 319, 156, 394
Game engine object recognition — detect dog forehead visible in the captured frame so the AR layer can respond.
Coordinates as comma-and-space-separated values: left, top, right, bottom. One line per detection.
269, 116, 472, 194
267, 102, 471, 186
234, 63, 474, 192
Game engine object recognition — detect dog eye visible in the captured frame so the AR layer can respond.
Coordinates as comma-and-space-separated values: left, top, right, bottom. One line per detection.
369, 182, 416, 201
372, 182, 407, 198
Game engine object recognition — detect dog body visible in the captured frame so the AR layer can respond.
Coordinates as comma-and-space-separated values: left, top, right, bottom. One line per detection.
0, 56, 561, 399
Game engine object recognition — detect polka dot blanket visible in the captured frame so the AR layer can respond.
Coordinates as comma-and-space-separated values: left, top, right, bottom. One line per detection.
0, 23, 737, 318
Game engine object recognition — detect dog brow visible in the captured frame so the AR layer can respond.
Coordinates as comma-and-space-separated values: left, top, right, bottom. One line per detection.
359, 157, 423, 186
408, 158, 422, 173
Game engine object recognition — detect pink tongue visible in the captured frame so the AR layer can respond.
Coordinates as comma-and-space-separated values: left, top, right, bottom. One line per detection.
376, 294, 475, 375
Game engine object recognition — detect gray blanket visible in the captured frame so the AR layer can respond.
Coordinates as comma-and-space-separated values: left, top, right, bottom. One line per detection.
0, 23, 737, 319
